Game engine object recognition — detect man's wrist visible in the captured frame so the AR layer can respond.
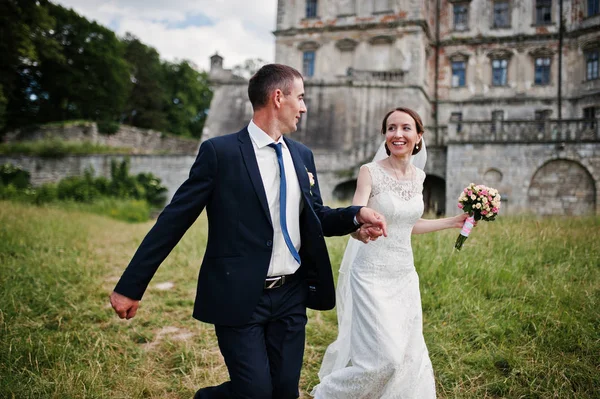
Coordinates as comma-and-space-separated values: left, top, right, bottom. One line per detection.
353, 207, 364, 226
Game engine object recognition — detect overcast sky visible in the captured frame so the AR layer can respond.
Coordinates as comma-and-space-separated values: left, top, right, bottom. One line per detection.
52, 0, 278, 71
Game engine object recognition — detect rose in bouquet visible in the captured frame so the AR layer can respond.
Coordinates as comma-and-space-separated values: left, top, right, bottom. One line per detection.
455, 183, 501, 251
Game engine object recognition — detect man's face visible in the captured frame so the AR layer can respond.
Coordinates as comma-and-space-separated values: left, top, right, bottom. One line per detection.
279, 77, 307, 134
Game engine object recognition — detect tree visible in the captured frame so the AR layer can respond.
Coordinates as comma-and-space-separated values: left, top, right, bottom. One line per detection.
163, 61, 212, 138
121, 33, 168, 131
35, 3, 131, 124
0, 0, 62, 131
0, 85, 6, 131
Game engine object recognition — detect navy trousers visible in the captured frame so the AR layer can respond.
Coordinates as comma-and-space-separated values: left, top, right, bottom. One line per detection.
195, 278, 308, 399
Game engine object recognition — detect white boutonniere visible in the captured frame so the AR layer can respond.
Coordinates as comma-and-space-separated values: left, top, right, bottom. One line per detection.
305, 167, 315, 195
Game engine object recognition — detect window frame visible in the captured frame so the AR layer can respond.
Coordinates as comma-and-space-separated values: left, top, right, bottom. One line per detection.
534, 57, 552, 85
585, 49, 599, 81
588, 0, 600, 17
303, 51, 316, 77
583, 106, 597, 130
451, 112, 463, 133
453, 3, 470, 31
492, 0, 511, 28
535, 0, 553, 25
451, 60, 467, 87
491, 58, 509, 86
306, 0, 318, 19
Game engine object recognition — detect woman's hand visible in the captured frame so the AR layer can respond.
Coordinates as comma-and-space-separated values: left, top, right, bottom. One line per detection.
452, 213, 472, 229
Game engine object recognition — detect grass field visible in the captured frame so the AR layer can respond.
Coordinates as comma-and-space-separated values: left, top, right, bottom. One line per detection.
1, 201, 598, 398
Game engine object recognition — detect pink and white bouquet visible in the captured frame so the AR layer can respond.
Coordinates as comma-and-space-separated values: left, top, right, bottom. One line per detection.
455, 183, 501, 251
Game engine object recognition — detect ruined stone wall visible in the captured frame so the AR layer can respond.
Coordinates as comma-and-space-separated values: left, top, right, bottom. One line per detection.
3, 123, 200, 154
446, 142, 600, 215
0, 155, 195, 204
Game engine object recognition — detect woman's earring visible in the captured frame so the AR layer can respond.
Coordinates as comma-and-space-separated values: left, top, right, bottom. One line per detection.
415, 143, 420, 150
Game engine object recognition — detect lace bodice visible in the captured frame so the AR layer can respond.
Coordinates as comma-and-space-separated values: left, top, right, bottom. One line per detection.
358, 162, 425, 266
367, 161, 425, 202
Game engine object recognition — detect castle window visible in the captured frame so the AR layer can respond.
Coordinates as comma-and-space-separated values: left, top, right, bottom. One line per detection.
303, 51, 315, 77
588, 0, 600, 16
451, 61, 466, 87
493, 1, 511, 28
535, 0, 552, 25
492, 59, 508, 86
534, 57, 551, 85
586, 49, 599, 80
453, 3, 469, 31
451, 112, 463, 133
583, 107, 597, 129
306, 0, 318, 18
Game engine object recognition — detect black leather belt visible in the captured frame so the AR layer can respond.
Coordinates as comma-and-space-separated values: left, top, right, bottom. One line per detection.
264, 273, 299, 289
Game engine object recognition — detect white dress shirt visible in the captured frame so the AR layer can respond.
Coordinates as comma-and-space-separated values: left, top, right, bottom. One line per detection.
248, 120, 303, 277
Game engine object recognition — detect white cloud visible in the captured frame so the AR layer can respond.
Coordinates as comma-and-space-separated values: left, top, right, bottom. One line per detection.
52, 0, 277, 69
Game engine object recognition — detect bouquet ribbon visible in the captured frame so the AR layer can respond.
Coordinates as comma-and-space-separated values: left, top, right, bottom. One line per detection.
455, 215, 476, 251
460, 215, 475, 238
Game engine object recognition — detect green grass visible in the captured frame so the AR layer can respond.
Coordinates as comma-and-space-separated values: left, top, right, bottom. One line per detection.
1, 202, 599, 398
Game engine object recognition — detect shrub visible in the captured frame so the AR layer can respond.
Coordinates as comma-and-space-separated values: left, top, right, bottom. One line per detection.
1, 159, 167, 220
33, 184, 58, 204
97, 120, 120, 135
0, 163, 31, 189
135, 172, 168, 207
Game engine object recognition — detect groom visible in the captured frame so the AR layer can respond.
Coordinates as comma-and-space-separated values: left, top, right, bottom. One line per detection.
109, 64, 387, 398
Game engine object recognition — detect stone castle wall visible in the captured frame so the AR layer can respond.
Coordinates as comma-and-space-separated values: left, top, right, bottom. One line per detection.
3, 123, 200, 155
446, 142, 600, 215
0, 155, 196, 204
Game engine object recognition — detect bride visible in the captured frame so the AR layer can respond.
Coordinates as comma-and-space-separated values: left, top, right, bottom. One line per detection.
311, 107, 468, 398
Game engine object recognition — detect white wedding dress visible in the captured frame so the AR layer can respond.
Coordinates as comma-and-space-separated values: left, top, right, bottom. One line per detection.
311, 161, 436, 399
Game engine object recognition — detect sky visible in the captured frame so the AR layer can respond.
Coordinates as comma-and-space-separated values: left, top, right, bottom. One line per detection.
52, 0, 278, 71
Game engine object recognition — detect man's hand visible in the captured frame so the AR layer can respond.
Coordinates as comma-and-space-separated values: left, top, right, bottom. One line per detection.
110, 291, 140, 320
356, 207, 388, 238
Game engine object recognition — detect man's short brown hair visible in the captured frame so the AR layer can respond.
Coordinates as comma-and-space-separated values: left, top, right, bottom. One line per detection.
248, 64, 303, 110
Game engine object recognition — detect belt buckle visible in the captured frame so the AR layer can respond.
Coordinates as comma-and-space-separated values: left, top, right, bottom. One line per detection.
265, 276, 283, 289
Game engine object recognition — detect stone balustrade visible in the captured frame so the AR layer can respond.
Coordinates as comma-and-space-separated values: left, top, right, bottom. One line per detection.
447, 119, 600, 144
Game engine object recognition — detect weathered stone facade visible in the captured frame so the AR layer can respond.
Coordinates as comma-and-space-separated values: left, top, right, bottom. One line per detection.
203, 0, 600, 216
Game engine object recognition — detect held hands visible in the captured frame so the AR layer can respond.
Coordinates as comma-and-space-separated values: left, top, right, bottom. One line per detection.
354, 207, 388, 243
110, 291, 140, 320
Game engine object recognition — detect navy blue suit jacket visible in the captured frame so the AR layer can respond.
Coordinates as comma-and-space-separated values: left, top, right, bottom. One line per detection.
114, 127, 361, 326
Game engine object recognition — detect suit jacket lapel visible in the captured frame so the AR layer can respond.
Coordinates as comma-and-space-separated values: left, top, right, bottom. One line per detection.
285, 137, 312, 203
239, 129, 272, 225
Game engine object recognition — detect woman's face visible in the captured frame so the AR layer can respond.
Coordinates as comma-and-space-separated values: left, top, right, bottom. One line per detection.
384, 111, 422, 157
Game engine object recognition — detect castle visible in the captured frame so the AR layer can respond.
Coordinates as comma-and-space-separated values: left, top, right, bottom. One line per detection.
203, 0, 600, 216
